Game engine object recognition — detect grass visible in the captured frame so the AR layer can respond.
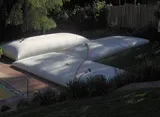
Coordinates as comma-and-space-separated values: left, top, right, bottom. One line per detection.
3, 88, 160, 117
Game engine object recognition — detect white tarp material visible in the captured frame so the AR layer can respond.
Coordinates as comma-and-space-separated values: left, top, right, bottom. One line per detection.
12, 52, 123, 87
62, 36, 149, 61
2, 33, 89, 60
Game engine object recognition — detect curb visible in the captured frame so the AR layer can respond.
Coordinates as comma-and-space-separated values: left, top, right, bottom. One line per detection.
116, 80, 160, 92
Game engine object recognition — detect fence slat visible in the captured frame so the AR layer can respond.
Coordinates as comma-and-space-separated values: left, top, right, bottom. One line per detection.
107, 4, 157, 29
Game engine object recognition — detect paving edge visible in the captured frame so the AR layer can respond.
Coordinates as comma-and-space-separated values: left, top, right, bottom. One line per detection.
116, 80, 160, 92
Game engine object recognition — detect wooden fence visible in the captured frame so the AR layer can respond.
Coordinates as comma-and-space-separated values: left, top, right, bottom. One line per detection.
107, 4, 158, 29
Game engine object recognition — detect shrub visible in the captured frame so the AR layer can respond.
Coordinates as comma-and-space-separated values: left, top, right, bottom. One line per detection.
86, 75, 110, 96
67, 75, 109, 99
67, 79, 89, 99
131, 24, 159, 42
60, 0, 108, 30
131, 59, 160, 82
31, 89, 58, 105
17, 98, 30, 109
110, 72, 137, 90
112, 58, 160, 89
0, 105, 11, 112
67, 58, 160, 99
16, 58, 160, 108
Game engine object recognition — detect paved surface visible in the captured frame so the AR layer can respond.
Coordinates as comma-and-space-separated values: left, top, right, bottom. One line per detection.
116, 80, 160, 92
0, 63, 62, 112
0, 64, 50, 94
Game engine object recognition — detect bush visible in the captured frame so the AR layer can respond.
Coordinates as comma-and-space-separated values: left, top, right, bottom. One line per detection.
17, 98, 30, 109
86, 75, 110, 96
67, 78, 89, 99
0, 105, 11, 112
110, 72, 137, 90
130, 59, 160, 82
58, 1, 108, 31
16, 58, 160, 108
31, 89, 58, 105
132, 24, 159, 42
112, 58, 160, 89
64, 58, 160, 99
67, 75, 109, 99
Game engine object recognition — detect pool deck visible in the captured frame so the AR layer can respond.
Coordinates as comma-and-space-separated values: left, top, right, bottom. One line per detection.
0, 64, 50, 95
0, 62, 61, 111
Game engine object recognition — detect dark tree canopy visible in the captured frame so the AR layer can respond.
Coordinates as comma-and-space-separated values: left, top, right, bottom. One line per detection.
0, 0, 158, 42
7, 0, 63, 32
0, 0, 64, 42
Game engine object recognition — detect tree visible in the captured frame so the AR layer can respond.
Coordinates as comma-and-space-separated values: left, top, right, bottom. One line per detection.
6, 0, 63, 33
0, 0, 63, 42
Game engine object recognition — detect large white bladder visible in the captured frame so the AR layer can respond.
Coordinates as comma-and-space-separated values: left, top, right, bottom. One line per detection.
12, 52, 123, 87
2, 33, 89, 60
61, 36, 150, 61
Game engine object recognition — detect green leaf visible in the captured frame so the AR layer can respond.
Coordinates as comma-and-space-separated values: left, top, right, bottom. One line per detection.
6, 0, 62, 32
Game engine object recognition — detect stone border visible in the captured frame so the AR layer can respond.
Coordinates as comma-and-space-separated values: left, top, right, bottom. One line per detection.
116, 80, 160, 91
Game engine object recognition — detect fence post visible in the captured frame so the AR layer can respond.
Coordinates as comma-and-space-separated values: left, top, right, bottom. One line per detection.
106, 4, 156, 29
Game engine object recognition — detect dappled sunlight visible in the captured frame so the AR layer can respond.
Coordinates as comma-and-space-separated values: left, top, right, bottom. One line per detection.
88, 42, 104, 49
2, 33, 89, 60
11, 36, 149, 87
12, 52, 124, 86
62, 36, 149, 61
14, 52, 80, 70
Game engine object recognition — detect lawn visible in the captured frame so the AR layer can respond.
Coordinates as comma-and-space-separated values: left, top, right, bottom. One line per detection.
3, 88, 160, 117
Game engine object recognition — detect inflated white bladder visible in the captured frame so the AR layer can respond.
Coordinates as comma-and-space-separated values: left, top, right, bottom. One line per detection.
12, 52, 124, 87
62, 36, 149, 61
2, 33, 89, 60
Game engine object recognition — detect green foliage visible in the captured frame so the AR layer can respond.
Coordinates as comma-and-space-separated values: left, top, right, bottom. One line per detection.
86, 75, 110, 96
67, 75, 109, 99
17, 99, 30, 109
131, 59, 160, 82
32, 89, 58, 105
6, 1, 23, 25
67, 78, 89, 99
16, 58, 160, 109
6, 0, 63, 32
67, 58, 160, 99
95, 1, 106, 11
62, 0, 107, 30
111, 58, 160, 90
154, 2, 160, 19
0, 105, 11, 112
93, 1, 106, 18
27, 0, 63, 11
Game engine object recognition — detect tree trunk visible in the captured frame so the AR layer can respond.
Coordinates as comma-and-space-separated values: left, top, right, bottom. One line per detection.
134, 0, 137, 5
0, 0, 5, 42
119, 0, 121, 5
0, 0, 17, 42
